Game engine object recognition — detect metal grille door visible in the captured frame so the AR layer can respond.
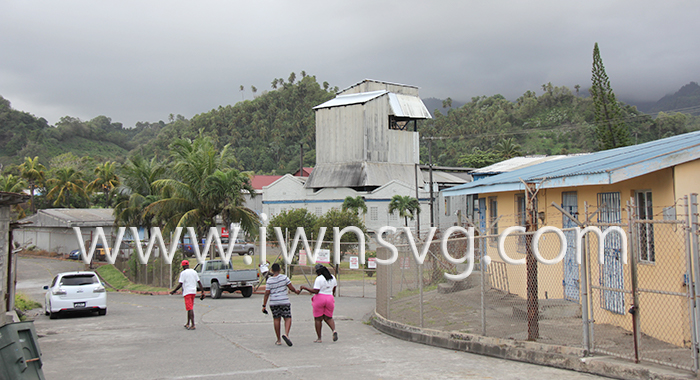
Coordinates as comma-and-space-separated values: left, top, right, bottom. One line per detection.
562, 192, 579, 301
597, 192, 625, 314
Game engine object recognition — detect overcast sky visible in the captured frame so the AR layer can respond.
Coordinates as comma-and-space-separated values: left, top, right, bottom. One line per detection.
1, 1, 698, 128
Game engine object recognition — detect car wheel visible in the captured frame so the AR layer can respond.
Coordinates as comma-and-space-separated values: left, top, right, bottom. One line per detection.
211, 281, 222, 299
49, 310, 58, 319
98, 308, 107, 316
241, 286, 253, 298
247, 248, 254, 255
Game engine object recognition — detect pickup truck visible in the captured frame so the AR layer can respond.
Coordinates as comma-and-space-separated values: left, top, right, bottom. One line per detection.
194, 259, 258, 299
180, 238, 255, 257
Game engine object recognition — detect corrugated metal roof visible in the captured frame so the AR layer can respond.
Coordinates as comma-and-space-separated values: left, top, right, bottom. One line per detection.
471, 155, 569, 174
388, 93, 432, 119
443, 130, 700, 197
338, 79, 418, 95
20, 208, 115, 228
305, 162, 419, 188
421, 170, 469, 184
313, 90, 387, 110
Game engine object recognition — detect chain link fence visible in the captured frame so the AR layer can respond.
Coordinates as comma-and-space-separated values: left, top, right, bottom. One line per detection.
377, 195, 700, 374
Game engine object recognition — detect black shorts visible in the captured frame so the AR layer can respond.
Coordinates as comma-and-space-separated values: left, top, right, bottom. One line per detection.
270, 304, 291, 319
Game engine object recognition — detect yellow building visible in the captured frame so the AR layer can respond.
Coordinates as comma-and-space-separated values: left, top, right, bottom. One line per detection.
443, 130, 700, 349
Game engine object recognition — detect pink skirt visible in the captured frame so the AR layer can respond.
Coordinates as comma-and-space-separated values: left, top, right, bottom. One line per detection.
312, 293, 335, 318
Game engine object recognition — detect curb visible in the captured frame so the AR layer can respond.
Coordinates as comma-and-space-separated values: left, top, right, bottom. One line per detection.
370, 311, 696, 380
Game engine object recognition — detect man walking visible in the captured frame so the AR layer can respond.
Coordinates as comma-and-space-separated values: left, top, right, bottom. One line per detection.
170, 260, 205, 330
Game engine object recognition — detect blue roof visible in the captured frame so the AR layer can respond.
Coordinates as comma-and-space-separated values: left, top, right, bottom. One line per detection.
443, 130, 700, 196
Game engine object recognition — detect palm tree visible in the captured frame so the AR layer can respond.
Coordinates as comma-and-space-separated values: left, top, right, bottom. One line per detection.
388, 195, 421, 227
87, 161, 120, 207
146, 135, 259, 240
342, 196, 367, 216
113, 156, 166, 236
494, 137, 523, 159
46, 167, 88, 207
19, 156, 46, 213
0, 174, 27, 193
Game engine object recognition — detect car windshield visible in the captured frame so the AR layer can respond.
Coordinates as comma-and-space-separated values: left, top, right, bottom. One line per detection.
60, 274, 98, 286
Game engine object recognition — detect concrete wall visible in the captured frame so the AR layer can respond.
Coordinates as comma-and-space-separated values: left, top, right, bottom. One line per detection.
14, 226, 115, 254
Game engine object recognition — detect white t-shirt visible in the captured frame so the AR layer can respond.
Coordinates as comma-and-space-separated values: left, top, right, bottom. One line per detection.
313, 275, 337, 295
178, 268, 200, 296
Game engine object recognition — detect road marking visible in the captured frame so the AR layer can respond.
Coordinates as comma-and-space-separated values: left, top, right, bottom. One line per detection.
164, 365, 321, 379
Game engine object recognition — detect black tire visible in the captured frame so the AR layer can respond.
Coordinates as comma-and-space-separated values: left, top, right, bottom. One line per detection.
240, 286, 253, 298
49, 311, 58, 319
98, 308, 107, 316
211, 281, 222, 299
247, 248, 254, 255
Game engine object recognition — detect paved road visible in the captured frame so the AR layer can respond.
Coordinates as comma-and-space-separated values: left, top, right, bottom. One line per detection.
17, 256, 605, 380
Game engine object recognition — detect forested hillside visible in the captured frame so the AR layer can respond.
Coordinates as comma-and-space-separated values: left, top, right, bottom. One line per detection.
420, 83, 700, 167
2, 76, 700, 173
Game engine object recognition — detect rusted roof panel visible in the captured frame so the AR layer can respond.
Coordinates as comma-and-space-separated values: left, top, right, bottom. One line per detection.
305, 162, 420, 189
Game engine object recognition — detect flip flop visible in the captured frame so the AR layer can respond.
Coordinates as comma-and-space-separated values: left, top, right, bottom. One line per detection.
188, 326, 196, 330
275, 341, 282, 346
333, 331, 338, 342
184, 325, 190, 329
282, 335, 293, 346
313, 339, 322, 343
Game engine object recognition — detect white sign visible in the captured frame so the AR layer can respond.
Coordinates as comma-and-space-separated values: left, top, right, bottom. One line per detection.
316, 249, 331, 264
367, 257, 376, 269
349, 256, 359, 269
299, 250, 307, 266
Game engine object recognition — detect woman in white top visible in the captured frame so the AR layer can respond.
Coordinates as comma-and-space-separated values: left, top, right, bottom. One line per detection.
299, 263, 338, 343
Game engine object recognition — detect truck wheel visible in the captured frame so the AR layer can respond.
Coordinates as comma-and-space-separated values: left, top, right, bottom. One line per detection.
211, 281, 222, 299
247, 248, 254, 255
241, 286, 253, 298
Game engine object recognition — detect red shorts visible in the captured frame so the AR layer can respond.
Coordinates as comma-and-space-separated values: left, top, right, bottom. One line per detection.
184, 294, 195, 311
312, 294, 335, 318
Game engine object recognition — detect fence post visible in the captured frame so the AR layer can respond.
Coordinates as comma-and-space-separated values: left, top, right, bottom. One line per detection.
684, 196, 699, 373
525, 182, 539, 341
690, 194, 700, 374
627, 199, 641, 364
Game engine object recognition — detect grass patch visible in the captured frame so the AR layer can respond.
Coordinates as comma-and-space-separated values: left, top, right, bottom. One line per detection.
15, 292, 41, 311
96, 265, 170, 293
394, 284, 439, 299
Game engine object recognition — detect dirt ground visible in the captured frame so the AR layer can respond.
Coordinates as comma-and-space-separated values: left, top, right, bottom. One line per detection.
388, 283, 695, 371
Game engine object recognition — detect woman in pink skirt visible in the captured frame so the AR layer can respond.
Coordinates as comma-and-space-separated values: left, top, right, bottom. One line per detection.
299, 263, 338, 343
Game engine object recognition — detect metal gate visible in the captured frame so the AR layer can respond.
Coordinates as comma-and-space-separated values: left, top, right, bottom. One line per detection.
562, 191, 580, 301
597, 192, 625, 315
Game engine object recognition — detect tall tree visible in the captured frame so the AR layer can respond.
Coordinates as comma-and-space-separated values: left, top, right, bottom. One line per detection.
19, 156, 46, 213
146, 134, 259, 240
0, 174, 26, 193
388, 195, 421, 227
45, 167, 88, 207
341, 196, 367, 216
494, 137, 522, 159
591, 42, 631, 150
113, 155, 166, 236
87, 161, 120, 207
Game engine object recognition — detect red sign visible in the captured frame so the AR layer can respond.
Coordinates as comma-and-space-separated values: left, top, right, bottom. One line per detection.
221, 227, 229, 238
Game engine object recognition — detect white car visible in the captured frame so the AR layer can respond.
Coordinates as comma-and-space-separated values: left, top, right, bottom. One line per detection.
44, 271, 107, 319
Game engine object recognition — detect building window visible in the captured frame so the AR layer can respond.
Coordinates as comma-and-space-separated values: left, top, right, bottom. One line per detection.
370, 207, 378, 221
636, 190, 655, 263
315, 207, 323, 217
389, 209, 398, 221
488, 196, 498, 237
